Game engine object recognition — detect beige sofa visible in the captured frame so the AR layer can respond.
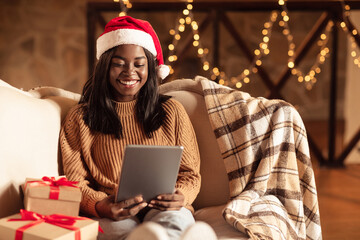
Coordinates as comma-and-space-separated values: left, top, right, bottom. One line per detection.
0, 77, 247, 239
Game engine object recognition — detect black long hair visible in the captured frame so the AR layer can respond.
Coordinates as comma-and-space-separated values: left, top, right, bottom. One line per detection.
79, 46, 171, 139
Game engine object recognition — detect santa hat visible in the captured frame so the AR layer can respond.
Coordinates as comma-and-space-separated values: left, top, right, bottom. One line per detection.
96, 16, 170, 79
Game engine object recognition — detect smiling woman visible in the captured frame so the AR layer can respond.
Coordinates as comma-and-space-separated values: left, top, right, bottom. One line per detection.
59, 16, 215, 240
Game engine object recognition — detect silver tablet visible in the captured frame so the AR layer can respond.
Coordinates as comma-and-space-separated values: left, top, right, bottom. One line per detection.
115, 145, 183, 203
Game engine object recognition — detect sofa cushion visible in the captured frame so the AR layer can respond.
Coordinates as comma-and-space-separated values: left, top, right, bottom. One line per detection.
194, 205, 247, 240
159, 78, 230, 210
28, 86, 81, 123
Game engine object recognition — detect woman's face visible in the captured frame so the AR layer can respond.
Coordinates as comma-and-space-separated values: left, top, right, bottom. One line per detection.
109, 44, 148, 102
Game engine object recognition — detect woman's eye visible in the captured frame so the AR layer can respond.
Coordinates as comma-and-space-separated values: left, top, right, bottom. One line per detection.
112, 62, 124, 67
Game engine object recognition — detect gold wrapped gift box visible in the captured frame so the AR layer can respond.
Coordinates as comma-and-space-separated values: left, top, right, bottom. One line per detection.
0, 212, 99, 240
24, 177, 81, 216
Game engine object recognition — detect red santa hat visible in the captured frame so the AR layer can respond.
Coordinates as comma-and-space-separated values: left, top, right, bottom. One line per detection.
96, 16, 170, 79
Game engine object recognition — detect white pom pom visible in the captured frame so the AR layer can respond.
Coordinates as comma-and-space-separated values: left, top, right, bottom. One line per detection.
156, 65, 170, 79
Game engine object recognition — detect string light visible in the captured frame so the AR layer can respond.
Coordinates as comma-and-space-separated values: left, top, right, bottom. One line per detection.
166, 0, 280, 88
291, 21, 333, 90
166, 0, 212, 80
164, 0, 342, 90
278, 0, 333, 90
114, 0, 132, 16
221, 10, 279, 88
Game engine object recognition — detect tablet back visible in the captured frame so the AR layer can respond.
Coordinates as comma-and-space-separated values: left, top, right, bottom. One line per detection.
115, 145, 183, 202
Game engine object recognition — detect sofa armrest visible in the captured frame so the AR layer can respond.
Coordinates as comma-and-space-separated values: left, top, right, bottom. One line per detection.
0, 80, 79, 217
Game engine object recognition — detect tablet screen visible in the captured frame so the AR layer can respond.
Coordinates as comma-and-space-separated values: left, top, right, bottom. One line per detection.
115, 145, 183, 203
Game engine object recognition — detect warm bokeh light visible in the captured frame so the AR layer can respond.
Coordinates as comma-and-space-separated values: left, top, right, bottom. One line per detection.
288, 61, 295, 68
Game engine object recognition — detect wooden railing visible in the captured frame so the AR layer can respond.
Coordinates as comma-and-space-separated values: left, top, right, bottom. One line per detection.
87, 0, 360, 167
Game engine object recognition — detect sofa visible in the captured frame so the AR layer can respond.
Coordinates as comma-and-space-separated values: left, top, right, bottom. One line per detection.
0, 77, 247, 239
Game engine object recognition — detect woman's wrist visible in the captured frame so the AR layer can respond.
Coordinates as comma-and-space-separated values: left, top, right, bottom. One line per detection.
95, 200, 104, 218
95, 196, 111, 218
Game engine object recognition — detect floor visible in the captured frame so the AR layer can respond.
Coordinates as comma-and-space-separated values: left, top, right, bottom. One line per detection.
313, 163, 360, 240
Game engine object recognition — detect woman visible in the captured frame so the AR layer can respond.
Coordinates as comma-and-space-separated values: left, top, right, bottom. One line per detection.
60, 16, 216, 240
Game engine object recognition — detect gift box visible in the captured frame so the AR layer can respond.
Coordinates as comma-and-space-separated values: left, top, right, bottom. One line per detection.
0, 209, 100, 240
24, 177, 81, 216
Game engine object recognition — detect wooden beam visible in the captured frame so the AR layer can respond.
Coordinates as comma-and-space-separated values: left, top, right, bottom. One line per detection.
328, 23, 339, 165
88, 1, 360, 12
337, 128, 360, 163
307, 133, 327, 165
343, 15, 360, 48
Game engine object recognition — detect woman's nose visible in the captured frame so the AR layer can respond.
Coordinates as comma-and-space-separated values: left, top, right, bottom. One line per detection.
124, 64, 135, 75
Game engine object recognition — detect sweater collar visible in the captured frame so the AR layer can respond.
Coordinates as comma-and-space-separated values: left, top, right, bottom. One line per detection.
113, 100, 136, 116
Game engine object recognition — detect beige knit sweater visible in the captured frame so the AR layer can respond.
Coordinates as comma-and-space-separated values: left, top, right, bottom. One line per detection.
60, 98, 201, 217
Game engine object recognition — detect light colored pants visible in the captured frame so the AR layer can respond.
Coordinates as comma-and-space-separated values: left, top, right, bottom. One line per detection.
95, 207, 195, 240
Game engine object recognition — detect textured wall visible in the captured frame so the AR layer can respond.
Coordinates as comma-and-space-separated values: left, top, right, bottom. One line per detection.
0, 0, 87, 93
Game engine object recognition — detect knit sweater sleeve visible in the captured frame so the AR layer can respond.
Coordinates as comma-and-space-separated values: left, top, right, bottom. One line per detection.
59, 105, 107, 217
164, 99, 201, 208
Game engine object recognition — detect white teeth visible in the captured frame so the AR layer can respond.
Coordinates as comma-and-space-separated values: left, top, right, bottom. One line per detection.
119, 80, 137, 85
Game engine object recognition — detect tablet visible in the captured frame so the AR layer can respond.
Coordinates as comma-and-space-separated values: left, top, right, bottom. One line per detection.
115, 145, 183, 203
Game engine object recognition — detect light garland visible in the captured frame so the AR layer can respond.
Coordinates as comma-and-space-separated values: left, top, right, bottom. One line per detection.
278, 0, 296, 70
279, 0, 333, 90
232, 0, 333, 90
165, 0, 210, 77
290, 21, 333, 90
218, 11, 278, 88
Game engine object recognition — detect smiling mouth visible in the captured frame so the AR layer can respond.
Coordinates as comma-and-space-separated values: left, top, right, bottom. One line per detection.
117, 79, 139, 86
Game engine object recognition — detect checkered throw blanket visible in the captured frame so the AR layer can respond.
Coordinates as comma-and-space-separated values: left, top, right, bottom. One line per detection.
200, 79, 322, 240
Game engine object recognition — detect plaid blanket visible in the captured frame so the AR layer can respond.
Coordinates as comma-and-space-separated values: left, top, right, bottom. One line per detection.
200, 79, 322, 240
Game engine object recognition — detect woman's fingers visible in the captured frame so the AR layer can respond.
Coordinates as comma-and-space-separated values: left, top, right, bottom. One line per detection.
128, 202, 148, 216
114, 195, 147, 218
112, 201, 148, 220
116, 195, 144, 208
148, 189, 185, 210
96, 195, 148, 221
158, 194, 183, 201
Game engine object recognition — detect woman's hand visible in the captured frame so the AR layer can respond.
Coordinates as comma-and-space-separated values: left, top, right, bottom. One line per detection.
95, 195, 148, 221
148, 189, 185, 211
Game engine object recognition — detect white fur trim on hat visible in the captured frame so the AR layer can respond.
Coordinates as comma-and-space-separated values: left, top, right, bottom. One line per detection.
157, 64, 170, 79
96, 28, 157, 59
